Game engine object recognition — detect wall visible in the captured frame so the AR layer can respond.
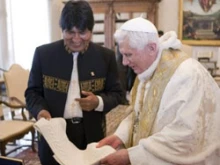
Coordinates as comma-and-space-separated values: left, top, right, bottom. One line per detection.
158, 0, 179, 33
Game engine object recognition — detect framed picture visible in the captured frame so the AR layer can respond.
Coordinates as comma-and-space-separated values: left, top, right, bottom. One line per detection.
179, 0, 220, 46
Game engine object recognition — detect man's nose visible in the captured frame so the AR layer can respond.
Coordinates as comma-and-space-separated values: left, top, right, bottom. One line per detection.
71, 33, 81, 41
122, 57, 129, 66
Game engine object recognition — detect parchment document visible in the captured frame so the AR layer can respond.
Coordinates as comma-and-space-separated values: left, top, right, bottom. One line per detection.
34, 118, 115, 165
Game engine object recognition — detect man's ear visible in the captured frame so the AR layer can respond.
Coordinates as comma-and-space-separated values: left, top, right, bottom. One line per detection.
146, 43, 157, 56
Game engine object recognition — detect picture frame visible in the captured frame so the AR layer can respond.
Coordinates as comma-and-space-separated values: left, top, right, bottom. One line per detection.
178, 0, 220, 46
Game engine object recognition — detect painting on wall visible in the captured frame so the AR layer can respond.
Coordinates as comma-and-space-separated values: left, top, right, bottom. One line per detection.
179, 0, 220, 45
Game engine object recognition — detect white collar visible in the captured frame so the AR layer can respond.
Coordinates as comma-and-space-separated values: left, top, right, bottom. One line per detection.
72, 52, 79, 56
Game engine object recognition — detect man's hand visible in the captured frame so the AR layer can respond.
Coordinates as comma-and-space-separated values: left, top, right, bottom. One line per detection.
100, 149, 130, 165
97, 135, 124, 150
75, 91, 99, 111
97, 135, 129, 165
37, 110, 51, 120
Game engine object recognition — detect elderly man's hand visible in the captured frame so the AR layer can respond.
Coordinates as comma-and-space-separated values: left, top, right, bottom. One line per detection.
97, 135, 124, 150
75, 91, 99, 111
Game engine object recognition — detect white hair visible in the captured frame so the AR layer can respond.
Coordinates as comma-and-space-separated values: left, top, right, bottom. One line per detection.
114, 29, 159, 51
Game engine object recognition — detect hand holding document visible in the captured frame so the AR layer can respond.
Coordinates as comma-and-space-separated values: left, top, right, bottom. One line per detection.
34, 118, 115, 165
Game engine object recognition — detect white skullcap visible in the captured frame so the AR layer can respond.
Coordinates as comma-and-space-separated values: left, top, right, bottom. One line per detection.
120, 17, 158, 34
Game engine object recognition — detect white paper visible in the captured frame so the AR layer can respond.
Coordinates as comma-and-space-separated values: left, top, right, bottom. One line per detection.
34, 118, 115, 165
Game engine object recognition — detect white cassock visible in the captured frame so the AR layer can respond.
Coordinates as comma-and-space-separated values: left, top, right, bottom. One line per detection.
115, 32, 220, 165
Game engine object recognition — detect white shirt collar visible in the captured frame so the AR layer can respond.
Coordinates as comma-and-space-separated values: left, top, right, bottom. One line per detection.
72, 52, 79, 56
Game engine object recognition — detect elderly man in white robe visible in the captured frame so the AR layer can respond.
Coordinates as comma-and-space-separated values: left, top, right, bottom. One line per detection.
97, 17, 220, 165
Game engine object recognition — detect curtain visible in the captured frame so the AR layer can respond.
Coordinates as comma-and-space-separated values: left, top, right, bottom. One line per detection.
0, 0, 57, 71
0, 0, 14, 74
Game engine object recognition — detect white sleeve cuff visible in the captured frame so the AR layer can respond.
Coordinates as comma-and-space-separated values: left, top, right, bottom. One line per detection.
128, 144, 173, 165
95, 95, 104, 112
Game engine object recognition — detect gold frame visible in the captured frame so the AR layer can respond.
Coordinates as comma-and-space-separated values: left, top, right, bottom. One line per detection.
178, 0, 220, 46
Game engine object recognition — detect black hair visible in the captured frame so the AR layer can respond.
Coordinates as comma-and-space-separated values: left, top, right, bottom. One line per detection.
59, 0, 94, 32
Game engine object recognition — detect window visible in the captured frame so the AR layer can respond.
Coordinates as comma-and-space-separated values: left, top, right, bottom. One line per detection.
6, 0, 50, 69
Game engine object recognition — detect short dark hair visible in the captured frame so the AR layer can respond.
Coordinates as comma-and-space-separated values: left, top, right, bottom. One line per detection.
59, 0, 94, 32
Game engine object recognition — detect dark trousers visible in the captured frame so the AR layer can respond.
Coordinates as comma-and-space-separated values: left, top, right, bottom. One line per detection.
38, 120, 86, 165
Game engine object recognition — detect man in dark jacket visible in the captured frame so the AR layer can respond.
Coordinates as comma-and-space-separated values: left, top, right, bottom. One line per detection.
25, 1, 123, 164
